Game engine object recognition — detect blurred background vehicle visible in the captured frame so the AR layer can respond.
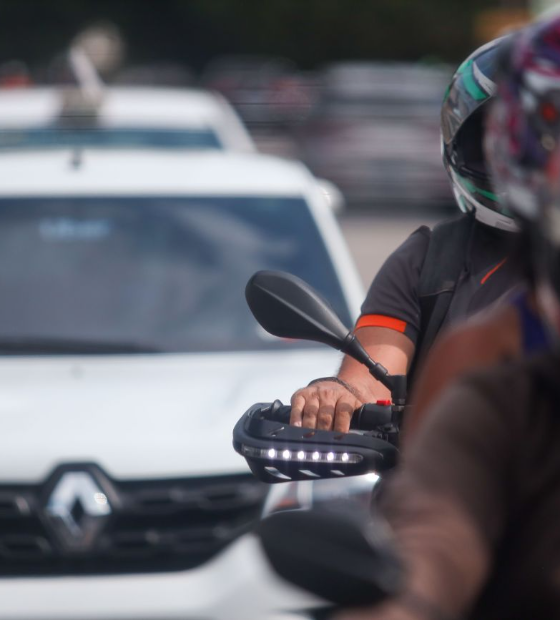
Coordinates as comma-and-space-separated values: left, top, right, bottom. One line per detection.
0, 86, 255, 152
296, 61, 454, 210
115, 61, 195, 87
0, 24, 254, 154
0, 147, 362, 618
201, 55, 316, 129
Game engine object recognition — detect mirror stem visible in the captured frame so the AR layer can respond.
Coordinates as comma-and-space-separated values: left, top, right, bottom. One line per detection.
385, 374, 407, 407
341, 334, 407, 405
341, 333, 392, 388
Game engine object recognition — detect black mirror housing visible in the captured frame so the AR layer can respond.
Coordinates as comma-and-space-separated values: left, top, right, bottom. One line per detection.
257, 509, 404, 607
246, 270, 350, 350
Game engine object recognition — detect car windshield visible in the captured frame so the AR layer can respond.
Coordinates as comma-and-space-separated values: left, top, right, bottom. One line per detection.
0, 196, 351, 354
0, 127, 223, 150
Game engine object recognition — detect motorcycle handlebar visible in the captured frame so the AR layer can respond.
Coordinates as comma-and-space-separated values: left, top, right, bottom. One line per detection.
233, 400, 401, 481
266, 401, 393, 431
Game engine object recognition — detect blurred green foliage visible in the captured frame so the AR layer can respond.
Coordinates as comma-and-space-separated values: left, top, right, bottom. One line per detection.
0, 0, 516, 73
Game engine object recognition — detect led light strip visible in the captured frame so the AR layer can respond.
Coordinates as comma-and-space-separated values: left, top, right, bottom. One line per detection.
241, 444, 363, 464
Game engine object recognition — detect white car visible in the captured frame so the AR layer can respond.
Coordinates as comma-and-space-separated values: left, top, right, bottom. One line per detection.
0, 86, 255, 152
0, 149, 363, 619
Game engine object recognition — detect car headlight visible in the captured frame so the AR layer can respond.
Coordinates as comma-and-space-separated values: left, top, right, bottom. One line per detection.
261, 473, 381, 517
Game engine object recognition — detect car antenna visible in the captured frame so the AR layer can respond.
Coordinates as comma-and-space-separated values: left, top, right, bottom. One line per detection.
69, 148, 83, 170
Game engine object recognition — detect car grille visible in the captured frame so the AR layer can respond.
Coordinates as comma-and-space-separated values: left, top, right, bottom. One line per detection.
0, 472, 268, 576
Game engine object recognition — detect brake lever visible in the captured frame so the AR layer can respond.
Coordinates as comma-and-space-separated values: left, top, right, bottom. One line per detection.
264, 399, 398, 439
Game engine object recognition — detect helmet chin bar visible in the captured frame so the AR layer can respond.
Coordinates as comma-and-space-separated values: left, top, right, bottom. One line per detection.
475, 204, 519, 232
450, 171, 518, 232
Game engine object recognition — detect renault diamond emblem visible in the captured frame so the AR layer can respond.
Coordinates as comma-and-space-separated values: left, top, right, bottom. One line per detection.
44, 470, 113, 552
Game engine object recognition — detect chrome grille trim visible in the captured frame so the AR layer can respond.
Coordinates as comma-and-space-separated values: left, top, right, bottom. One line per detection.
0, 472, 267, 576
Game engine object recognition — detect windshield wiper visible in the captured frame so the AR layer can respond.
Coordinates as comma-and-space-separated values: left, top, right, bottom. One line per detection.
0, 336, 163, 355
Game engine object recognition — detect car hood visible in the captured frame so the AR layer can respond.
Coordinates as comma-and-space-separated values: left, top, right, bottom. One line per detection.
0, 349, 341, 483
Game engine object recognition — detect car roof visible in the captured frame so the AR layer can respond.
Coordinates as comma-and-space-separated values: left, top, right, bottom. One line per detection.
0, 149, 317, 196
0, 86, 238, 129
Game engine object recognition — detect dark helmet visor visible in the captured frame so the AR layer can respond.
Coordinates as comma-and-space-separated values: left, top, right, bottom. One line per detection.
441, 40, 504, 147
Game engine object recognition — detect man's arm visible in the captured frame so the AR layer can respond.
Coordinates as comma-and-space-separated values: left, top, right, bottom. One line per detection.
290, 325, 414, 432
290, 225, 429, 432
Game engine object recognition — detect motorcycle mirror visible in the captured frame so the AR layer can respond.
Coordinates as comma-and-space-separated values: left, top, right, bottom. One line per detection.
246, 270, 372, 366
256, 509, 404, 607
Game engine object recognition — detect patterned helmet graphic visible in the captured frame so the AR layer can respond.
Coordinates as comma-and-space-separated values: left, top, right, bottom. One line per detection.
485, 15, 560, 224
441, 36, 517, 231
486, 14, 560, 329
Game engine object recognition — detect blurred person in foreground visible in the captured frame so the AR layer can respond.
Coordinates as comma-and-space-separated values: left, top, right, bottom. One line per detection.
290, 38, 521, 433
334, 15, 560, 620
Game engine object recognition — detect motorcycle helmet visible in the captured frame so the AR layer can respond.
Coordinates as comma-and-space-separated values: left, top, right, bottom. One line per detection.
442, 36, 517, 231
525, 16, 560, 339
485, 17, 560, 225
486, 14, 560, 337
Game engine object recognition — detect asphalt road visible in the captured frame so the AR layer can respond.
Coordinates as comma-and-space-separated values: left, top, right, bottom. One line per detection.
338, 210, 445, 288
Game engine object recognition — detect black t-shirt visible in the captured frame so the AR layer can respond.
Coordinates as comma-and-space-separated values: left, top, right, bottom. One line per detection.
357, 219, 520, 346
